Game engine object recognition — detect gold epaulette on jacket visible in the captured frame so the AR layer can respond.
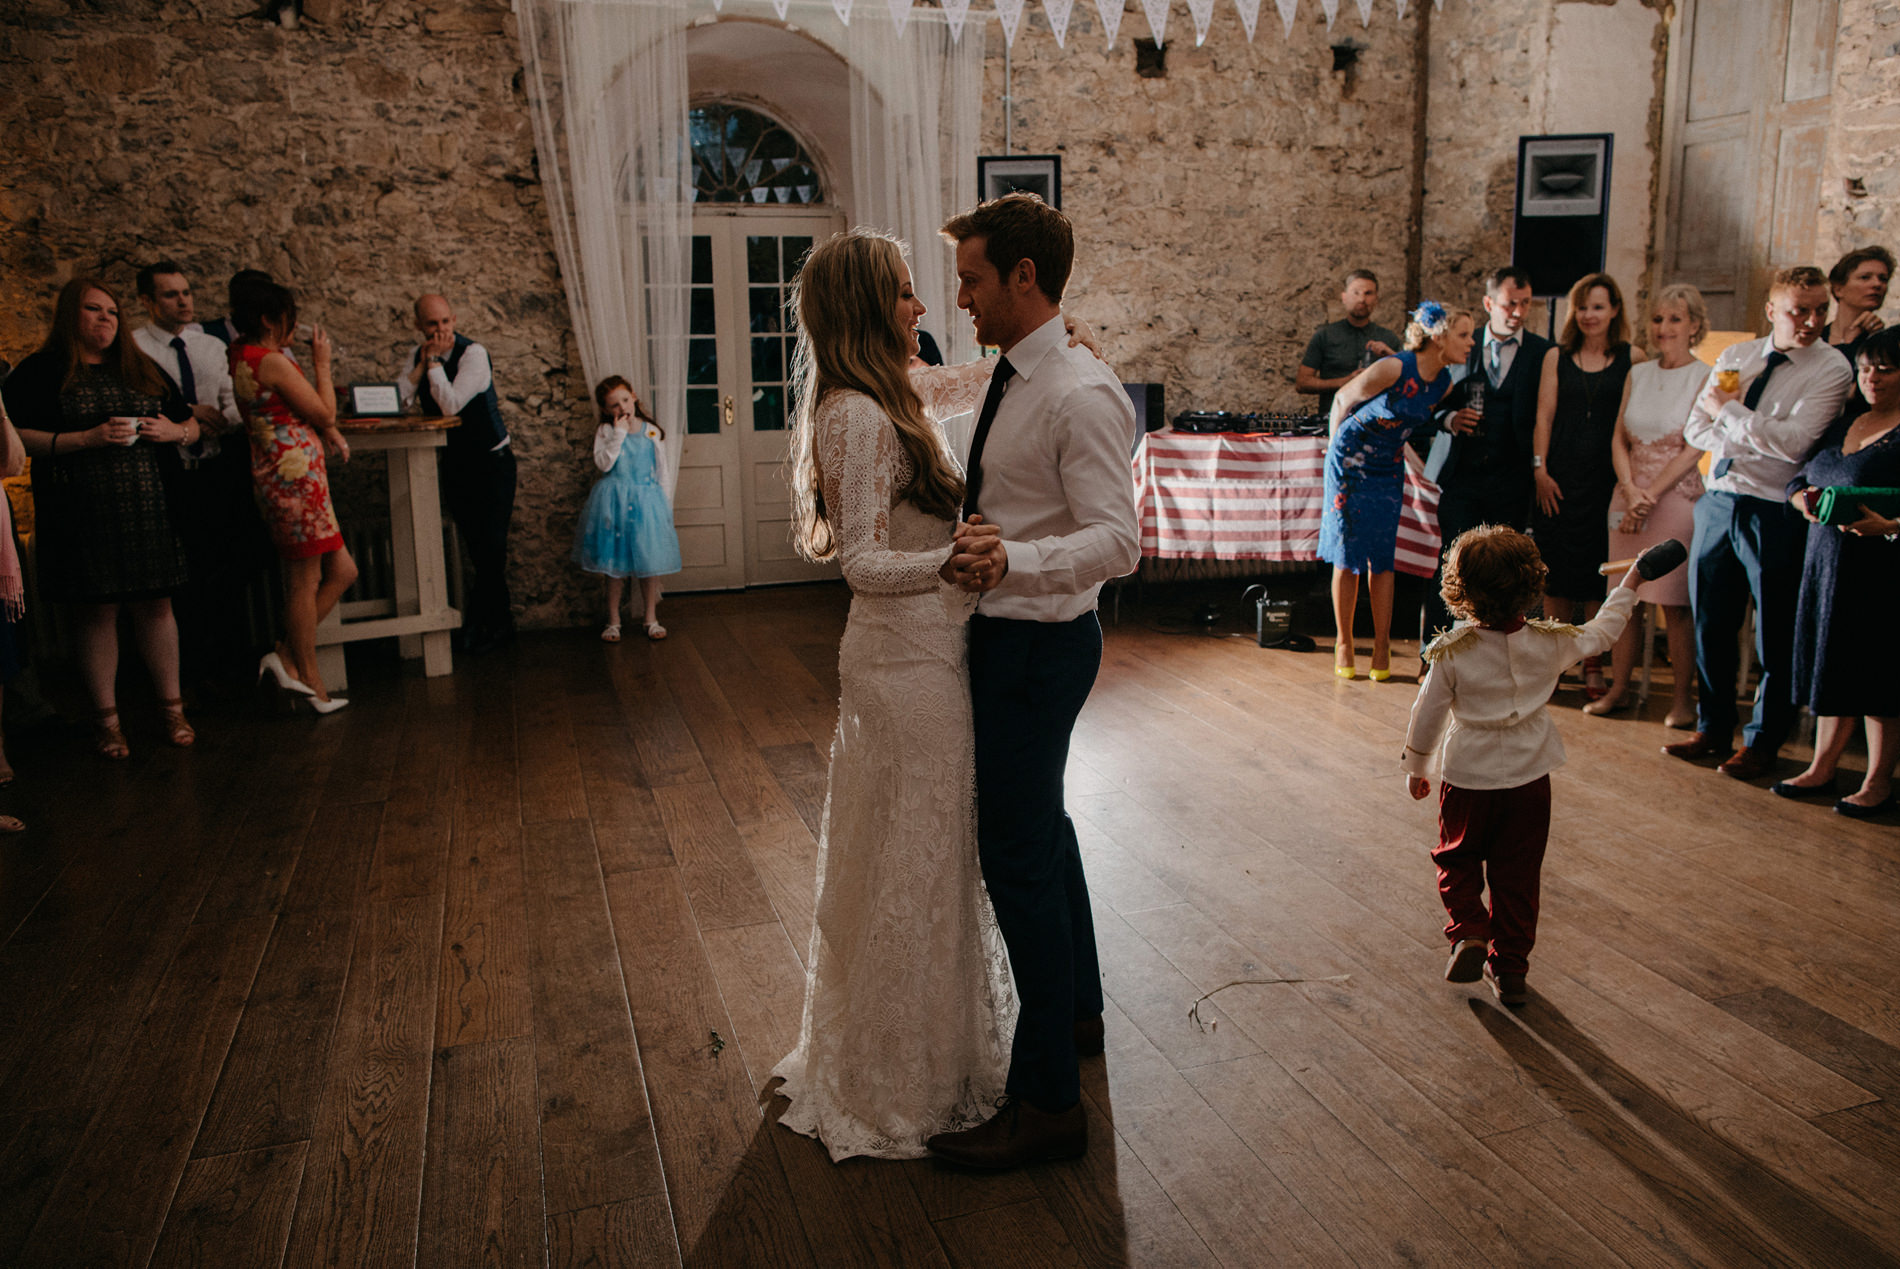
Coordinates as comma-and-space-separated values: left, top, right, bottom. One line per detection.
1420, 626, 1480, 664
1525, 617, 1580, 637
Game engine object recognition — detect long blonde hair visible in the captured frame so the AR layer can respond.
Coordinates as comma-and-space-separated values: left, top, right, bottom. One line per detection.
788, 229, 964, 562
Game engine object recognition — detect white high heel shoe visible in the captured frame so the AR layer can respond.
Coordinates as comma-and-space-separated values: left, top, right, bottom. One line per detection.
259, 652, 317, 697
307, 694, 349, 715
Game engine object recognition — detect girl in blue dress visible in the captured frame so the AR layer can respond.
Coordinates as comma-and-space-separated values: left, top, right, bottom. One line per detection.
1322, 301, 1474, 680
575, 376, 682, 641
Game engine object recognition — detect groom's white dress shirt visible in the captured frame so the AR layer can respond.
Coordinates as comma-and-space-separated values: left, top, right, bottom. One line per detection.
970, 313, 1140, 622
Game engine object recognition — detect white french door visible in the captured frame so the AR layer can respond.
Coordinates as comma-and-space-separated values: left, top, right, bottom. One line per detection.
671, 209, 843, 590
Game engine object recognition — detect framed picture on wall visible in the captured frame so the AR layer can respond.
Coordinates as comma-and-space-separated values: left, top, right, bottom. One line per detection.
977, 155, 1062, 209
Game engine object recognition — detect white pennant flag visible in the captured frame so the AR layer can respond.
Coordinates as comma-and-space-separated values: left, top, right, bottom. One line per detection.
944, 0, 973, 40
1395, 0, 1408, 15
1187, 0, 1216, 43
1234, 0, 1262, 41
835, 0, 855, 22
996, 0, 1027, 45
1140, 0, 1169, 45
888, 0, 913, 34
1046, 0, 1076, 46
772, 0, 790, 17
1318, 0, 1338, 28
1273, 0, 1296, 35
1096, 0, 1125, 45
1354, 0, 1372, 23
711, 0, 722, 10
1434, 0, 1445, 8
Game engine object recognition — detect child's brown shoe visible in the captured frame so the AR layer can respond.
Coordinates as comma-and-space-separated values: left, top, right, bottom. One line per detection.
1484, 963, 1528, 1007
1444, 939, 1487, 983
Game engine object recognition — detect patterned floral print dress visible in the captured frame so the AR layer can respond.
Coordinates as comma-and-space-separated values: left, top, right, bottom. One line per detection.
1320, 350, 1452, 574
230, 343, 344, 560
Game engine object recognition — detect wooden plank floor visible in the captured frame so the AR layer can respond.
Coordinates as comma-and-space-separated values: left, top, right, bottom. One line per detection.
2, 582, 1896, 1268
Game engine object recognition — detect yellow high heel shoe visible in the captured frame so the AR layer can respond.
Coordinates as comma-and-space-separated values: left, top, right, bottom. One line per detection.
1369, 668, 1392, 682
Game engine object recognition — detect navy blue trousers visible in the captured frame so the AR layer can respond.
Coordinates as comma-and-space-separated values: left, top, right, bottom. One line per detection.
970, 612, 1106, 1113
1689, 491, 1805, 750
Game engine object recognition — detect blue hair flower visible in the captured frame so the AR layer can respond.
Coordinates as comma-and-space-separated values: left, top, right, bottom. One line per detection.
1413, 300, 1447, 331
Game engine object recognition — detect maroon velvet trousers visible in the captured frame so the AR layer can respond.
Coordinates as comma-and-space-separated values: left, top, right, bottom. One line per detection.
1432, 776, 1552, 976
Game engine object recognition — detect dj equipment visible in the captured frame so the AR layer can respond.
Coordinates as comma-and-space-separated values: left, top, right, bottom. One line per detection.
1172, 411, 1327, 436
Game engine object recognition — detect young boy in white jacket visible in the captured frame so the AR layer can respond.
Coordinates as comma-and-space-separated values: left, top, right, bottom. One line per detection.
1402, 527, 1681, 1005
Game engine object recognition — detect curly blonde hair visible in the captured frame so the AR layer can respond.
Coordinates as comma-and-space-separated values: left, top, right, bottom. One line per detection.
1441, 526, 1548, 627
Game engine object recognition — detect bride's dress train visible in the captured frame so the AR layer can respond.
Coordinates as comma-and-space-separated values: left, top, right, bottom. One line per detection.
772, 363, 1015, 1161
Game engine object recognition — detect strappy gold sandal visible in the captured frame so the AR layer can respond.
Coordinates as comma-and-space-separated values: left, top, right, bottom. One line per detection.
159, 697, 196, 748
94, 709, 130, 760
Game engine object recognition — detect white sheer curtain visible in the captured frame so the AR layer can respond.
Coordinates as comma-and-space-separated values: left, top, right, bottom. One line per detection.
514, 0, 692, 496
846, 11, 986, 366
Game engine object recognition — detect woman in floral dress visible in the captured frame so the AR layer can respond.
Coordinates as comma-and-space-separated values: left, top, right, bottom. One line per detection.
230, 280, 358, 711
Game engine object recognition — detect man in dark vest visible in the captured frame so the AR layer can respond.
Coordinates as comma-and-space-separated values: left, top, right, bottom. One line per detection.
1417, 265, 1551, 635
398, 294, 516, 653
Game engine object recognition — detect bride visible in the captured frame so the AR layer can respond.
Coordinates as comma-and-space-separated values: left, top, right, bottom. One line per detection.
770, 228, 1017, 1160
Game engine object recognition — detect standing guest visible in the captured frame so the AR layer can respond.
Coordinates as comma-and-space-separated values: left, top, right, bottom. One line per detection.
1, 395, 26, 827
1531, 272, 1645, 699
1, 278, 201, 757
575, 377, 681, 642
1587, 283, 1710, 723
132, 261, 270, 690
230, 280, 357, 713
1403, 528, 1664, 1007
1297, 269, 1404, 420
397, 295, 516, 654
1421, 266, 1552, 634
1825, 246, 1892, 356
1779, 327, 1900, 817
1322, 302, 1473, 681
1668, 266, 1855, 779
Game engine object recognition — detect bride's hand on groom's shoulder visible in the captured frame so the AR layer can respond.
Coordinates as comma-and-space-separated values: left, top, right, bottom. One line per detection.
1063, 313, 1104, 361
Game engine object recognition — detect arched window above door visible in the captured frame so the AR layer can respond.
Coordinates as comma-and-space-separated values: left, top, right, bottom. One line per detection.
689, 103, 825, 205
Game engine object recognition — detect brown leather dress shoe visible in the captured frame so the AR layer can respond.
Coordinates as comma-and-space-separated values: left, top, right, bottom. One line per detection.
926, 1098, 1087, 1170
1718, 746, 1777, 782
1074, 1014, 1105, 1058
1661, 731, 1725, 761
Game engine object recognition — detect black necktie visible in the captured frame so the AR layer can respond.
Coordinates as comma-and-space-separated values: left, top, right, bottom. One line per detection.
961, 356, 1015, 517
170, 335, 197, 404
1714, 349, 1790, 476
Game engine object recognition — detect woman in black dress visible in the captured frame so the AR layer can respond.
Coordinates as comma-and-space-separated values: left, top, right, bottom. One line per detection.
1777, 327, 1900, 818
1530, 272, 1646, 698
1, 278, 206, 758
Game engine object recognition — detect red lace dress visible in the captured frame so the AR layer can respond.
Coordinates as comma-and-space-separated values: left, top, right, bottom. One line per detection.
230, 344, 344, 559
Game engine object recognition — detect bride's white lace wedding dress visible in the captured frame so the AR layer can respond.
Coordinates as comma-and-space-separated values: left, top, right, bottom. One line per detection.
772, 362, 1018, 1161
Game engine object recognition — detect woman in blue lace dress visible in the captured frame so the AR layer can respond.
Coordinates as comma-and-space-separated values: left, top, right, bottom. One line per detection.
1322, 302, 1473, 680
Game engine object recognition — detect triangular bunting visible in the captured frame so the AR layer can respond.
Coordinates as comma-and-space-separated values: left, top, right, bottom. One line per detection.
1319, 0, 1338, 29
1274, 0, 1296, 36
772, 0, 790, 17
834, 0, 853, 22
1046, 0, 1076, 46
1140, 0, 1168, 45
1096, 0, 1124, 46
1354, 0, 1372, 23
887, 0, 913, 34
1234, 0, 1262, 41
1187, 0, 1215, 44
1433, 0, 1445, 8
1395, 0, 1407, 15
944, 0, 972, 40
711, 0, 722, 10
996, 0, 1027, 45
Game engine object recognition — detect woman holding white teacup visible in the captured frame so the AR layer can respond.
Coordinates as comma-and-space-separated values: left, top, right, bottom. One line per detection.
2, 276, 202, 758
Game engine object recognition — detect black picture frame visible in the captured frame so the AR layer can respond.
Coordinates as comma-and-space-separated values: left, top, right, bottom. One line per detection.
348, 382, 403, 417
977, 154, 1062, 210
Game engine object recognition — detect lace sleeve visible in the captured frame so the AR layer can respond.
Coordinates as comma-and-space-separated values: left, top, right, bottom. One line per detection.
817, 393, 951, 596
910, 360, 995, 422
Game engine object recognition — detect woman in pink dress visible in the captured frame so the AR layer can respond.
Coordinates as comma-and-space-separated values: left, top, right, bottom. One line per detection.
1586, 283, 1709, 724
229, 280, 358, 712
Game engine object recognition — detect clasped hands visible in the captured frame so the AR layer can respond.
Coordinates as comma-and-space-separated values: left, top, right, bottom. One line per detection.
941, 515, 1008, 592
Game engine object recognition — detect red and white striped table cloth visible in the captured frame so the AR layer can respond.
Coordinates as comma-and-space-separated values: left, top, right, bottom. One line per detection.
1131, 430, 1442, 579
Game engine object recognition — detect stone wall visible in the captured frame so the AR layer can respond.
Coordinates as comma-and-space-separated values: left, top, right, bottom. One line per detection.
983, 4, 1424, 415
1817, 0, 1900, 266
0, 0, 602, 631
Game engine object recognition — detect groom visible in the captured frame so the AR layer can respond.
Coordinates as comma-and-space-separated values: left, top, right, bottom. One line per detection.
926, 194, 1141, 1169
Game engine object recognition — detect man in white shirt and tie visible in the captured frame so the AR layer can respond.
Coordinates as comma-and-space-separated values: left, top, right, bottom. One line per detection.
1668, 266, 1853, 780
924, 194, 1140, 1171
133, 260, 266, 689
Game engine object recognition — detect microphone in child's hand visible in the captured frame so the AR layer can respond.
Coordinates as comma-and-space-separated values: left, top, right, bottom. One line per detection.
1636, 539, 1688, 580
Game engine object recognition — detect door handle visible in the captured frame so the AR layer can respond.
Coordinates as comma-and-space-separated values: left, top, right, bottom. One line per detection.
723, 395, 735, 428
